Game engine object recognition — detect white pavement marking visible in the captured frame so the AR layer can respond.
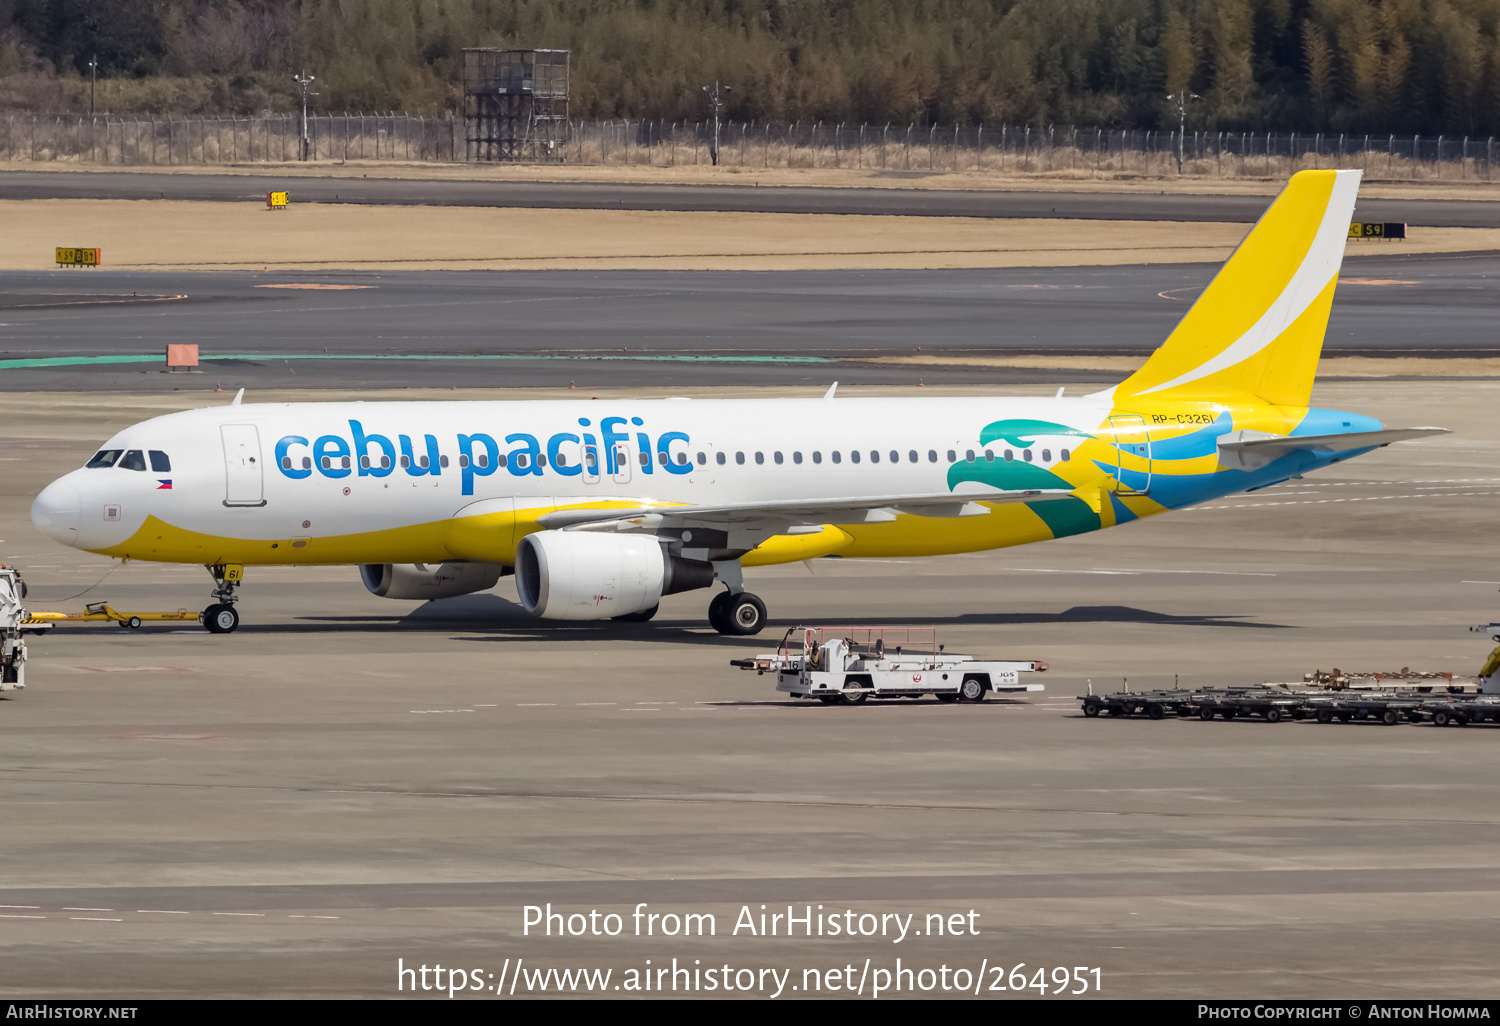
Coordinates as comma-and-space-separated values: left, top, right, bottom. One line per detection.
138, 910, 189, 914
212, 912, 265, 917
515, 703, 556, 707
576, 702, 617, 706
64, 907, 113, 911
71, 917, 121, 922
0, 914, 45, 919
0, 905, 40, 909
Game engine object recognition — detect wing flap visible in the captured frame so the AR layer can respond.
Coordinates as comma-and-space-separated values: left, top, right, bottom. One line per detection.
536, 488, 1075, 531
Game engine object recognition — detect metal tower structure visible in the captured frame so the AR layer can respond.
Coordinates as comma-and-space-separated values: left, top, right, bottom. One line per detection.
463, 48, 570, 162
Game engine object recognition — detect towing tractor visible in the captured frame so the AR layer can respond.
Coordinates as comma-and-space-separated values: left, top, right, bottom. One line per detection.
732, 626, 1046, 705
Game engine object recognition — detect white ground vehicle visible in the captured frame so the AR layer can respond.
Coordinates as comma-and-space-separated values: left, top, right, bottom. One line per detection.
732, 626, 1046, 705
1, 565, 50, 691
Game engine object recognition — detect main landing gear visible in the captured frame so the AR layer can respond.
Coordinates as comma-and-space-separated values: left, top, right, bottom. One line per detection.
202, 563, 243, 634
706, 561, 766, 635
708, 590, 766, 636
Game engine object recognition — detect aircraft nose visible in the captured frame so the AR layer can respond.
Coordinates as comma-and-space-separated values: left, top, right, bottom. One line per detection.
31, 478, 81, 546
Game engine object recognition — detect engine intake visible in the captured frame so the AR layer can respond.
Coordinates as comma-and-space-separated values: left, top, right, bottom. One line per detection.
360, 561, 507, 600
516, 531, 714, 619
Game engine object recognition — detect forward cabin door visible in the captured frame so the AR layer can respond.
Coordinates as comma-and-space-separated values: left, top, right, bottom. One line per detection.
221, 424, 266, 507
1107, 415, 1151, 496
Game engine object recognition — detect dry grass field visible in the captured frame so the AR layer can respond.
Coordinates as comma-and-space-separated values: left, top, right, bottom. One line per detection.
4, 197, 1497, 272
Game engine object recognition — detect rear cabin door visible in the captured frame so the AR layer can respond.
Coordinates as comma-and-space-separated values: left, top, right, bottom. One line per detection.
221, 424, 266, 506
1107, 415, 1151, 496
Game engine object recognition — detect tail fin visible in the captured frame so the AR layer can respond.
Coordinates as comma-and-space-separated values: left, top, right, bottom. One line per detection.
1114, 169, 1361, 407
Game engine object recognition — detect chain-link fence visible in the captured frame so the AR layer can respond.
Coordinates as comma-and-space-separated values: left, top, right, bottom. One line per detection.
3, 112, 1495, 181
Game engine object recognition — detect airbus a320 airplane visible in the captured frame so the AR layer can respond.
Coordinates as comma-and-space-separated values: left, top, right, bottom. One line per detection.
31, 169, 1444, 635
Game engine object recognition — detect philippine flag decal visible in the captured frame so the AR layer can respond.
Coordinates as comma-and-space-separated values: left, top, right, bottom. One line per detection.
156, 479, 173, 490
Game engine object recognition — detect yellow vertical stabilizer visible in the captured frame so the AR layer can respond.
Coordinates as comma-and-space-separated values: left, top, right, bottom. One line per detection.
1114, 169, 1362, 407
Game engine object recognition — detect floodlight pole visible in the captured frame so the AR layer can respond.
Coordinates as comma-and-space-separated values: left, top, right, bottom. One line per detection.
88, 55, 97, 116
1166, 91, 1200, 173
701, 80, 731, 166
294, 70, 316, 161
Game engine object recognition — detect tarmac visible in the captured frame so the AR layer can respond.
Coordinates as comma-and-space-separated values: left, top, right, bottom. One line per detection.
1, 168, 1498, 226
1, 379, 1498, 998
2, 251, 1498, 392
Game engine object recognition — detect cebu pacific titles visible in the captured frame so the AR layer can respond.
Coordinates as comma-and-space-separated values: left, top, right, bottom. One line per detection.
30, 169, 1446, 635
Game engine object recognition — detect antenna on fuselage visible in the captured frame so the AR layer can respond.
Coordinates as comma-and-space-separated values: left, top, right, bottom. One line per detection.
231, 388, 245, 406
823, 382, 838, 400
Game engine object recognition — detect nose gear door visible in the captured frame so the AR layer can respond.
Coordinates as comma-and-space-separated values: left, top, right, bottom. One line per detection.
221, 424, 266, 507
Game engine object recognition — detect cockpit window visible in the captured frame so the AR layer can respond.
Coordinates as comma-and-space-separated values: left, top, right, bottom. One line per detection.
149, 450, 170, 472
120, 450, 147, 471
85, 450, 123, 468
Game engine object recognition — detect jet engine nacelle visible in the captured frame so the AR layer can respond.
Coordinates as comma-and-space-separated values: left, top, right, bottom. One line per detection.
515, 531, 715, 620
360, 561, 507, 600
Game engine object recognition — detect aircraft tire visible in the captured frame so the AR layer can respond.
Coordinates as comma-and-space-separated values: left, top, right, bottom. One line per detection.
204, 604, 240, 634
707, 591, 731, 632
719, 593, 766, 636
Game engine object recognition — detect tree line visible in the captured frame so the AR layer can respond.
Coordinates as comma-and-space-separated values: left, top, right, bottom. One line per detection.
1, 0, 1498, 135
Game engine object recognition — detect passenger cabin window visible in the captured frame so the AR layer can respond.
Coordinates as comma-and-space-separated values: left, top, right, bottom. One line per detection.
755, 452, 764, 465
516, 454, 530, 470
459, 454, 470, 468
1002, 449, 1013, 462
813, 452, 822, 464
1042, 449, 1051, 462
638, 452, 648, 466
832, 452, 841, 464
909, 450, 918, 463
120, 450, 147, 471
891, 450, 900, 463
851, 451, 861, 464
773, 452, 783, 465
302, 457, 312, 470
869, 451, 879, 463
948, 450, 957, 463
928, 450, 938, 463
1060, 448, 1071, 462
656, 452, 667, 466
419, 455, 430, 469
696, 452, 706, 466
985, 450, 995, 463
793, 452, 803, 464
675, 452, 687, 466
149, 450, 170, 472
716, 452, 726, 466
1023, 449, 1033, 463
400, 455, 410, 469
965, 450, 975, 463
86, 450, 123, 468
736, 452, 745, 465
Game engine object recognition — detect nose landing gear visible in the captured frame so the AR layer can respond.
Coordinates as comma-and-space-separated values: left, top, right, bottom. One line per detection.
202, 563, 243, 634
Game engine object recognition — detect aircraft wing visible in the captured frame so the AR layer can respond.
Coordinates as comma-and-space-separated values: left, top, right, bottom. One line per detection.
1217, 427, 1448, 470
535, 488, 1076, 531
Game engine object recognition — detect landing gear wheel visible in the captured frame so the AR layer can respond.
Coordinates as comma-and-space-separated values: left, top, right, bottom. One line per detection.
707, 591, 731, 632
203, 604, 239, 634
613, 605, 658, 623
958, 677, 987, 703
715, 593, 766, 636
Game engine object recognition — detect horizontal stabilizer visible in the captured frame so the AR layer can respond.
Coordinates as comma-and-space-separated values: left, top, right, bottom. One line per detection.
1217, 427, 1449, 470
